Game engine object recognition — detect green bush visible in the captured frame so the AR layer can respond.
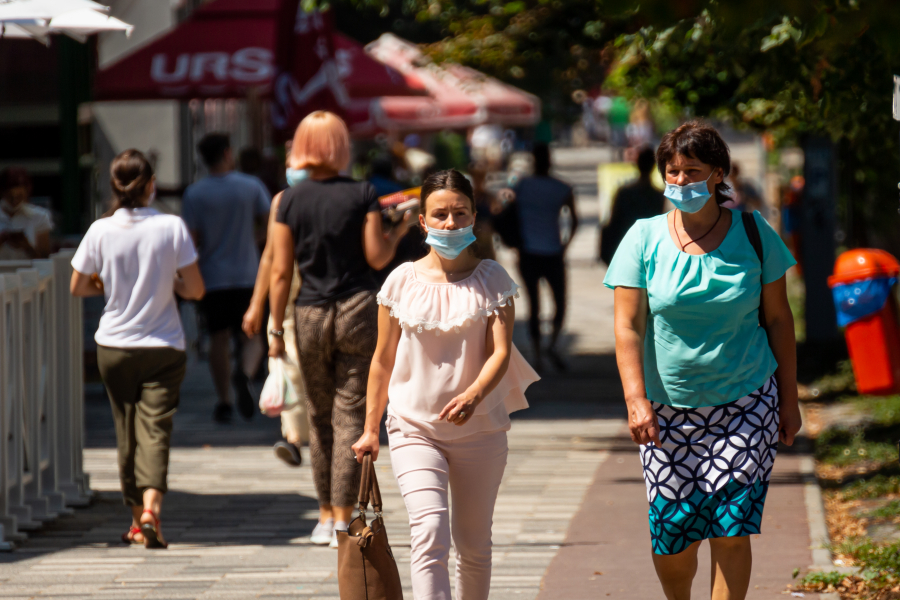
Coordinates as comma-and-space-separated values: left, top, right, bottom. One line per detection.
797, 570, 847, 587
843, 475, 900, 500
865, 499, 900, 520
832, 538, 900, 581
816, 428, 899, 467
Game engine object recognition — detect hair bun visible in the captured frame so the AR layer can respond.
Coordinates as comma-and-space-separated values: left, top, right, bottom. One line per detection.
108, 149, 154, 212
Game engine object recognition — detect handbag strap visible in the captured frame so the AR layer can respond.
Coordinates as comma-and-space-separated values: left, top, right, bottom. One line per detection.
358, 453, 384, 518
741, 212, 767, 329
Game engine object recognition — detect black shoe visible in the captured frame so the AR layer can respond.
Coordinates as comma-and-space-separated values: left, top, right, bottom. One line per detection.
232, 372, 255, 420
547, 347, 568, 372
274, 441, 302, 466
213, 403, 233, 424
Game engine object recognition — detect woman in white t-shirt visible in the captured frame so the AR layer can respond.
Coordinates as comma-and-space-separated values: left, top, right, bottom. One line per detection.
70, 150, 205, 549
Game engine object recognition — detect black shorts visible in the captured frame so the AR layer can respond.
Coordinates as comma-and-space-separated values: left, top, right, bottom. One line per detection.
198, 288, 254, 334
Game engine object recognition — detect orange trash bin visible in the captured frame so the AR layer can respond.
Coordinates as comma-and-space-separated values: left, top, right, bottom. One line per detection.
828, 249, 900, 396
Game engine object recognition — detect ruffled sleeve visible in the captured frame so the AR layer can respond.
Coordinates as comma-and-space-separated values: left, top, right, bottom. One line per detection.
376, 262, 412, 311
376, 259, 520, 334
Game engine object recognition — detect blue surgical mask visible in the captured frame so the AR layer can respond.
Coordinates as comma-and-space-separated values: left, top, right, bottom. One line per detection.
425, 225, 476, 259
286, 168, 308, 187
664, 172, 714, 213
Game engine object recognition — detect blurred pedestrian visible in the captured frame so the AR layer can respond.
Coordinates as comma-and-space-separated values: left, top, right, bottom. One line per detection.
600, 147, 665, 265
367, 154, 403, 198
370, 154, 428, 285
182, 133, 271, 424
268, 111, 413, 547
782, 175, 804, 273
608, 96, 631, 151
70, 149, 205, 549
513, 143, 578, 372
352, 169, 538, 600
469, 161, 497, 260
0, 167, 52, 259
725, 162, 765, 216
243, 172, 310, 467
626, 98, 654, 149
604, 121, 801, 600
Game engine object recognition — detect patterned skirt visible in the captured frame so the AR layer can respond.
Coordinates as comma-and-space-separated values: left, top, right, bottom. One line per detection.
640, 376, 780, 555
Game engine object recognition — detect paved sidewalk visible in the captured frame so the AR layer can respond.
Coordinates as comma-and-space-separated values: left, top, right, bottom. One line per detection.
0, 149, 822, 599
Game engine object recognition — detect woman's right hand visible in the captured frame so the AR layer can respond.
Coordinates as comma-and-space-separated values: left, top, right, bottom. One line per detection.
242, 303, 263, 337
351, 430, 380, 463
626, 397, 662, 446
268, 335, 285, 358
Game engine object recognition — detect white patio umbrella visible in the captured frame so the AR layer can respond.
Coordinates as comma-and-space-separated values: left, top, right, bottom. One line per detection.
0, 0, 132, 44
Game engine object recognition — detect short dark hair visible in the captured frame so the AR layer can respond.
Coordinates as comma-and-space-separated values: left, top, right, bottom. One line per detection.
370, 154, 394, 179
238, 147, 261, 174
197, 133, 231, 168
656, 120, 732, 205
420, 169, 475, 214
0, 166, 31, 194
532, 142, 551, 175
636, 147, 656, 175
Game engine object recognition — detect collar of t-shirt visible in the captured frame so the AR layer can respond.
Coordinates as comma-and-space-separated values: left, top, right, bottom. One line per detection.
112, 207, 159, 223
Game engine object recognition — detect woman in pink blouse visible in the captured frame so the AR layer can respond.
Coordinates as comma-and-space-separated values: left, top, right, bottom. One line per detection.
352, 169, 539, 600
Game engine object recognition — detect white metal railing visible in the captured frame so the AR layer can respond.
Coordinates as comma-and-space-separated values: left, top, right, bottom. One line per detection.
0, 251, 92, 549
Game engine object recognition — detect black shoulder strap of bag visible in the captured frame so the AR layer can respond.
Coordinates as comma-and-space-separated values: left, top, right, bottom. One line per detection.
741, 212, 767, 328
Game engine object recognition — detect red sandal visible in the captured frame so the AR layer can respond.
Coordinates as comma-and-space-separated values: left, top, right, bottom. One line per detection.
140, 509, 167, 549
121, 525, 142, 545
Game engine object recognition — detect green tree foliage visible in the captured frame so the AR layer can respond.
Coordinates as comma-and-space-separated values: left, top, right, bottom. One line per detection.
608, 1, 900, 248
333, 0, 900, 247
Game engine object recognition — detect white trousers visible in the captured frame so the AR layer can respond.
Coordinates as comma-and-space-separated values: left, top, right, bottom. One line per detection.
388, 418, 508, 600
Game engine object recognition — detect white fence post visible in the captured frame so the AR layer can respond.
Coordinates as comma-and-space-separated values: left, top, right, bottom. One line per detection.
32, 261, 71, 517
0, 253, 93, 549
0, 272, 40, 536
51, 252, 92, 507
0, 275, 23, 548
17, 268, 57, 522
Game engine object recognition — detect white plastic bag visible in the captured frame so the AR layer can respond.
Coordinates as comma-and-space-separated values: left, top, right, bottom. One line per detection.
259, 357, 298, 417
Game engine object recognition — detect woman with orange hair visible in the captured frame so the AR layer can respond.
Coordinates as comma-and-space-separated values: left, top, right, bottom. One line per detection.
268, 111, 413, 547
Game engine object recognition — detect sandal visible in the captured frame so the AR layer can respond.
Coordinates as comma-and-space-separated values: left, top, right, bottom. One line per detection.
121, 525, 142, 545
140, 509, 168, 549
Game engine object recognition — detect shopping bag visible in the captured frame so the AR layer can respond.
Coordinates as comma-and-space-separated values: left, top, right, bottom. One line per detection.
259, 357, 298, 417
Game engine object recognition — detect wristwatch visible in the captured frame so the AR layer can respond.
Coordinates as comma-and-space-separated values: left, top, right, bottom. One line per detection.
269, 329, 285, 337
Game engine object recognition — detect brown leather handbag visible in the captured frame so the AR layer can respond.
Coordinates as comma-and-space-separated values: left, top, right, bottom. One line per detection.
337, 453, 404, 600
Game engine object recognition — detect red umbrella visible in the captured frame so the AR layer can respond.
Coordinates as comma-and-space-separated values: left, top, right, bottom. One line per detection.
93, 0, 422, 106
355, 33, 541, 133
94, 0, 282, 101
333, 32, 426, 99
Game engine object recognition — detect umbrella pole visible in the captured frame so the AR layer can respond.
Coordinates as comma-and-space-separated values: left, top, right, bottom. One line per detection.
58, 36, 91, 234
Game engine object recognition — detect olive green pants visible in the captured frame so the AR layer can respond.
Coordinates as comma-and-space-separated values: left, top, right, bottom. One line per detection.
97, 346, 186, 506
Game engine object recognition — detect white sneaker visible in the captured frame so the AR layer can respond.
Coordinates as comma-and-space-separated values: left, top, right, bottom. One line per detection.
310, 519, 334, 545
330, 521, 347, 549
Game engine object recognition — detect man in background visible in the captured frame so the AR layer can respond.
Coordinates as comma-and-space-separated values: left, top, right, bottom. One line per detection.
600, 147, 665, 264
726, 162, 765, 216
183, 133, 271, 423
514, 143, 578, 372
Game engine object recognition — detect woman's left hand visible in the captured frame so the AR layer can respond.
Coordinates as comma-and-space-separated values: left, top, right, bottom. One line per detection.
351, 430, 380, 463
439, 388, 481, 426
779, 401, 802, 446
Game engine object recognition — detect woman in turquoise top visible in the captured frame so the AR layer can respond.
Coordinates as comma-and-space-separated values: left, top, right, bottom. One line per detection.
604, 121, 802, 600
